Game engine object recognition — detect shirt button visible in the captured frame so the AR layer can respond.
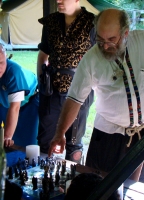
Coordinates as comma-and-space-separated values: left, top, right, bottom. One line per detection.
60, 42, 63, 45
57, 66, 60, 68
57, 57, 60, 60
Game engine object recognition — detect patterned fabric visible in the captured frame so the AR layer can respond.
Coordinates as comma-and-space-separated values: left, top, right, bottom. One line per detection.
115, 48, 142, 127
38, 7, 95, 93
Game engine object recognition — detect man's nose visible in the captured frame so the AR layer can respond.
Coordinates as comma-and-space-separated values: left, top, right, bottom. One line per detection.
57, 0, 62, 2
103, 43, 109, 50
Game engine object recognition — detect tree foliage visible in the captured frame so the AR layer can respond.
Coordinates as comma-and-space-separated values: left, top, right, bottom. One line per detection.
106, 0, 144, 9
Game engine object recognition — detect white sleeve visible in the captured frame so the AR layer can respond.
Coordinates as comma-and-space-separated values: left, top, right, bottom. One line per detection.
8, 91, 25, 103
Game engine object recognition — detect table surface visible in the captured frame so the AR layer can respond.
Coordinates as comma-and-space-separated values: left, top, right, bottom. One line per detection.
5, 145, 144, 200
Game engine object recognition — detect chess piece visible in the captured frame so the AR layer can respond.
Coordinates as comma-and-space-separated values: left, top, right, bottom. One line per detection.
14, 166, 19, 178
55, 171, 60, 186
23, 159, 29, 169
50, 161, 55, 172
40, 159, 45, 169
49, 173, 54, 192
32, 158, 36, 167
21, 170, 28, 185
8, 167, 13, 179
17, 158, 22, 169
70, 164, 76, 179
38, 156, 41, 166
61, 160, 66, 176
32, 176, 37, 190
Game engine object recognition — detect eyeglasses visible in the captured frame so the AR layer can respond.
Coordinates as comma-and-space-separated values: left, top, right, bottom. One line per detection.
96, 36, 121, 47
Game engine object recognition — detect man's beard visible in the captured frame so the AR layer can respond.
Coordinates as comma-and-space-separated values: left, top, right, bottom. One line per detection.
99, 38, 127, 61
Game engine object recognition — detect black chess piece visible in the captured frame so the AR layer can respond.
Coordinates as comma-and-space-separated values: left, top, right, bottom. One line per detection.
21, 170, 28, 185
50, 161, 55, 172
65, 172, 70, 182
19, 168, 23, 180
23, 170, 28, 181
8, 167, 13, 179
49, 179, 54, 192
40, 159, 45, 169
70, 164, 76, 179
61, 161, 66, 176
42, 176, 49, 194
56, 161, 61, 172
55, 171, 60, 186
32, 158, 36, 167
17, 158, 22, 169
23, 158, 29, 169
14, 166, 19, 178
38, 156, 41, 166
32, 176, 38, 190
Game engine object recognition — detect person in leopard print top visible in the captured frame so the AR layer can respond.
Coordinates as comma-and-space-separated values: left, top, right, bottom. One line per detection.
37, 0, 96, 163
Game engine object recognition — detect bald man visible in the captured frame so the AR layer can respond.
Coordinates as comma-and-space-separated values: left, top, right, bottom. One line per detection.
0, 44, 39, 147
48, 8, 144, 197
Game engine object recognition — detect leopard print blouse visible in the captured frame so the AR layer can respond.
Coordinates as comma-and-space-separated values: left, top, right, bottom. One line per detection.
38, 7, 95, 94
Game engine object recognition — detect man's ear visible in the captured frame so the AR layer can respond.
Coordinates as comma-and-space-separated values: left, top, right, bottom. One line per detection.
124, 28, 129, 38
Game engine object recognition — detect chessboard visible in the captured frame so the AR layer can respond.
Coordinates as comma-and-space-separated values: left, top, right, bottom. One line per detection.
6, 155, 79, 200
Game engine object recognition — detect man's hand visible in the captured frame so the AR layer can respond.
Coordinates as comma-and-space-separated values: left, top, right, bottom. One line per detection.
4, 138, 14, 147
48, 135, 66, 157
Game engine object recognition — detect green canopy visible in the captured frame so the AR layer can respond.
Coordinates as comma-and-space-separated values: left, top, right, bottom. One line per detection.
88, 0, 121, 11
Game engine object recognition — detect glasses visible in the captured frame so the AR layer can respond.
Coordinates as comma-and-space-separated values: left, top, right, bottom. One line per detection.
96, 36, 121, 47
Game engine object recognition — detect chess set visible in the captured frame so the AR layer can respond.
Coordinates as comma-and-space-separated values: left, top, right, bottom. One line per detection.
6, 155, 79, 200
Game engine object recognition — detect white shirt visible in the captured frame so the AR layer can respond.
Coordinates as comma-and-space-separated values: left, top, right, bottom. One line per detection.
68, 30, 144, 135
8, 91, 24, 103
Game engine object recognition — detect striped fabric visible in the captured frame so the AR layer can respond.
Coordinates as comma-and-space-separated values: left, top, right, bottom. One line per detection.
115, 48, 142, 127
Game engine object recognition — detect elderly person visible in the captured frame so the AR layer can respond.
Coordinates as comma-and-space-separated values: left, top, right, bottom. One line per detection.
0, 44, 39, 147
48, 8, 144, 199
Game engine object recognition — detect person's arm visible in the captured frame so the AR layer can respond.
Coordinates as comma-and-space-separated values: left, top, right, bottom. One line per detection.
37, 50, 49, 83
48, 98, 81, 157
4, 102, 21, 147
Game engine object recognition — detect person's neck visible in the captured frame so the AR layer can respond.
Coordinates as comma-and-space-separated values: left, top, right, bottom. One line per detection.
65, 7, 81, 27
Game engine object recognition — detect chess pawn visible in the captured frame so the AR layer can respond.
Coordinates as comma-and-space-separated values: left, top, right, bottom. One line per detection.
23, 159, 29, 169
38, 156, 41, 166
8, 167, 13, 179
17, 158, 22, 169
49, 175, 54, 192
32, 176, 37, 190
55, 171, 60, 186
50, 161, 55, 172
40, 159, 45, 169
14, 166, 19, 178
32, 158, 36, 167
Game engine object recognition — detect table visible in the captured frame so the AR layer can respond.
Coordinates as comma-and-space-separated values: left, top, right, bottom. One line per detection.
5, 145, 144, 200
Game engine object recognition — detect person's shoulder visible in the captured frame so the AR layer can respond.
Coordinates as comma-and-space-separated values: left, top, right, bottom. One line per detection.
38, 12, 60, 25
129, 29, 144, 37
7, 59, 21, 70
81, 7, 95, 19
128, 30, 144, 43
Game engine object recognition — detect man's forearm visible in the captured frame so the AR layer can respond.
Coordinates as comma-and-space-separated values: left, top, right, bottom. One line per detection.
37, 50, 49, 82
4, 102, 20, 139
55, 98, 81, 137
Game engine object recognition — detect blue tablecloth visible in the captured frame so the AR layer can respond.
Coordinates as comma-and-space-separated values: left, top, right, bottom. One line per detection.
6, 150, 26, 167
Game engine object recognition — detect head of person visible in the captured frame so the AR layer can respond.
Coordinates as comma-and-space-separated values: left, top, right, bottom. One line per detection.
56, 0, 80, 14
0, 44, 7, 78
64, 173, 120, 200
94, 9, 130, 61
